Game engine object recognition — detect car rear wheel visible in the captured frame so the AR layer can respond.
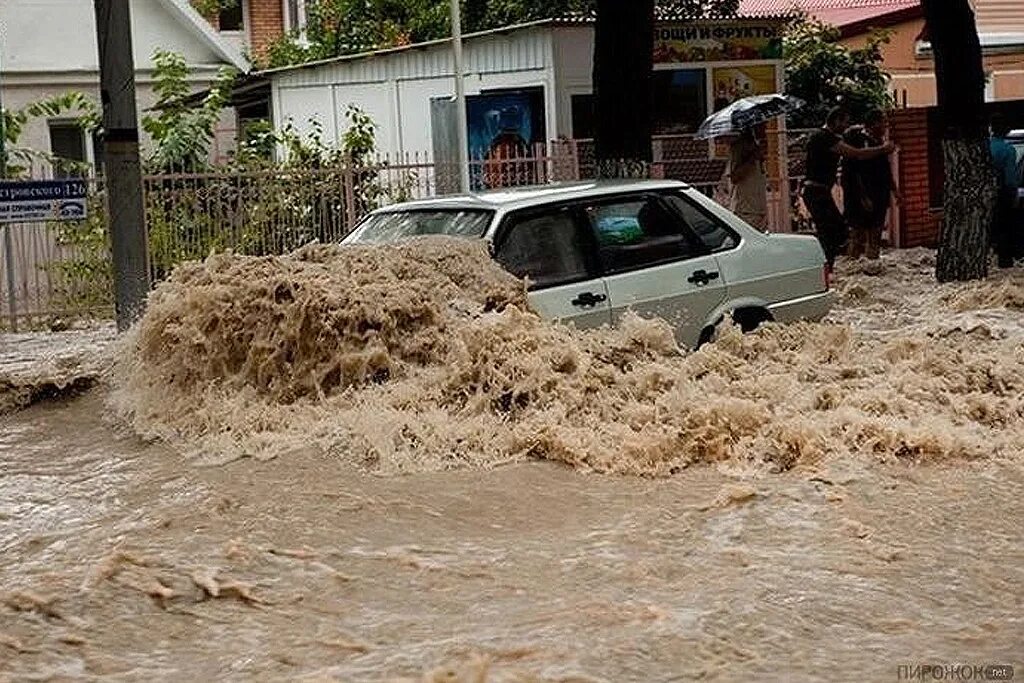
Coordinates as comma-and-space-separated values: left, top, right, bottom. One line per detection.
697, 307, 772, 349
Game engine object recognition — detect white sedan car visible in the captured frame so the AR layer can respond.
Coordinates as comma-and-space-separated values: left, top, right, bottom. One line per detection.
343, 180, 835, 349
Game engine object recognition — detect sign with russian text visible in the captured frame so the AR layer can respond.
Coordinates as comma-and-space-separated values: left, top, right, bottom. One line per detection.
0, 180, 89, 224
654, 21, 784, 63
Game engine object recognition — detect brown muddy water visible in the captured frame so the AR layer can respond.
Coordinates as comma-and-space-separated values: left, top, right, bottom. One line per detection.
2, 244, 1023, 681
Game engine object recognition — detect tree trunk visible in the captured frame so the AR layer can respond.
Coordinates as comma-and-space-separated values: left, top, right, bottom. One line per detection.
922, 0, 996, 282
593, 0, 655, 179
935, 140, 997, 281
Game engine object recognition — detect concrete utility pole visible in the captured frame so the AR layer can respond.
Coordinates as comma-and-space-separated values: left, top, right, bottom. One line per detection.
94, 0, 150, 331
450, 0, 471, 194
0, 47, 7, 177
1, 46, 19, 332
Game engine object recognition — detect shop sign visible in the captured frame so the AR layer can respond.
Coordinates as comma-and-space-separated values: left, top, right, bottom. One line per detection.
654, 21, 784, 63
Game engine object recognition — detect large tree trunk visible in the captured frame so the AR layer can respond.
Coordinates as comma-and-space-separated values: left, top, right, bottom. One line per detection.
593, 0, 655, 179
922, 0, 997, 282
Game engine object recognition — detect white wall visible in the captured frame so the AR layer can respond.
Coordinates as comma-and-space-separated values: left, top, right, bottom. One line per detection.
277, 69, 557, 159
276, 87, 338, 143
4, 84, 162, 173
0, 0, 230, 75
553, 26, 596, 137
332, 85, 396, 154
271, 26, 562, 160
1, 0, 242, 168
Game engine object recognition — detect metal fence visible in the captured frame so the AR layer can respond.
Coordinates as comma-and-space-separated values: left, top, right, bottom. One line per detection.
1, 128, 847, 331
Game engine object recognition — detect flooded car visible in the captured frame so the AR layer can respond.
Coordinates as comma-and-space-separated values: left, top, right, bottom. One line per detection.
344, 180, 835, 348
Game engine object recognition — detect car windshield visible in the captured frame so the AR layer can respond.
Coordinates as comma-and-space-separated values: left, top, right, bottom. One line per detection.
345, 209, 494, 244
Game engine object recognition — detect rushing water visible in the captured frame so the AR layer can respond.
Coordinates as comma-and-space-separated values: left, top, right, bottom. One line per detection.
2, 247, 1023, 681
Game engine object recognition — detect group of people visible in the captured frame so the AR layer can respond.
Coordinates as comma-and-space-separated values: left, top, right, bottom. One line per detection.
725, 106, 900, 269
727, 106, 1024, 274
802, 107, 899, 269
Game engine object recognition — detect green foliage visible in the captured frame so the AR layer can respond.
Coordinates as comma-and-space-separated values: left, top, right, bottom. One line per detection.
784, 18, 893, 127
341, 105, 377, 164
262, 0, 735, 68
45, 193, 115, 315
142, 50, 238, 172
265, 0, 440, 68
1, 92, 99, 177
139, 106, 406, 282
191, 0, 239, 16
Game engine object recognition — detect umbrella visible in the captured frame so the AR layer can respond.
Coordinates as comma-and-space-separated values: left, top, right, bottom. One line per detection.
695, 94, 804, 140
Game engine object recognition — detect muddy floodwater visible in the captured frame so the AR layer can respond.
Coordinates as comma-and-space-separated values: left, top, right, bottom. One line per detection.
2, 246, 1023, 681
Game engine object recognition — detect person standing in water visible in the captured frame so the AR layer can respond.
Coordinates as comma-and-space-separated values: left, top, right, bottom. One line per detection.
989, 114, 1020, 268
802, 107, 896, 270
841, 109, 901, 261
728, 126, 768, 231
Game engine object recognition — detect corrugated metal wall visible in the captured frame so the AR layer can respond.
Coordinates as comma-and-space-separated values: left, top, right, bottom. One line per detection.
273, 26, 553, 89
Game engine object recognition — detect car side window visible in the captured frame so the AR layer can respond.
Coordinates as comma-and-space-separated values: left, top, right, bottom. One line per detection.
584, 196, 700, 273
495, 209, 594, 289
663, 192, 739, 252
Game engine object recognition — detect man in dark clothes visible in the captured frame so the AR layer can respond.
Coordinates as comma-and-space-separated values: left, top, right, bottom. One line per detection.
989, 114, 1020, 268
802, 108, 896, 269
841, 109, 901, 260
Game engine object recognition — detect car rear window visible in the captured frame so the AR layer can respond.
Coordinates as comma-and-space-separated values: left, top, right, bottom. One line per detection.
345, 209, 493, 244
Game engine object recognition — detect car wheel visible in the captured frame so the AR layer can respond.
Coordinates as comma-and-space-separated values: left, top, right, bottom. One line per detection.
697, 308, 772, 349
732, 307, 772, 334
697, 318, 723, 349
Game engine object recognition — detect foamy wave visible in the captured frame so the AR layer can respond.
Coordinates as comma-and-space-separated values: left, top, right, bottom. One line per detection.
108, 240, 1024, 475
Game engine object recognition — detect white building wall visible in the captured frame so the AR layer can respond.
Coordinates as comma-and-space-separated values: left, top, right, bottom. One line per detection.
1, 0, 228, 75
552, 26, 596, 138
270, 26, 561, 160
276, 87, 338, 143
332, 85, 396, 153
0, 0, 245, 169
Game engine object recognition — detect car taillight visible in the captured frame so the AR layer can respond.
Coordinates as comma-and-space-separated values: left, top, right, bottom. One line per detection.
823, 264, 832, 291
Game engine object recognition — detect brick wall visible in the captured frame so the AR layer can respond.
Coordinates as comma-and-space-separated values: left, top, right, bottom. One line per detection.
890, 108, 942, 247
193, 0, 284, 62
248, 0, 285, 62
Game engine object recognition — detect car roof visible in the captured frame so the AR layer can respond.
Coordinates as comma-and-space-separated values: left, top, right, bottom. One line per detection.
370, 180, 692, 214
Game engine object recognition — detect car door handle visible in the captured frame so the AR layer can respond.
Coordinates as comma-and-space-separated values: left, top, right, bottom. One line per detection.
571, 291, 607, 308
687, 269, 720, 286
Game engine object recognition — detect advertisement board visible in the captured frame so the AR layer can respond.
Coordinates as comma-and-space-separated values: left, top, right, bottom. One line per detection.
466, 88, 546, 190
654, 21, 784, 64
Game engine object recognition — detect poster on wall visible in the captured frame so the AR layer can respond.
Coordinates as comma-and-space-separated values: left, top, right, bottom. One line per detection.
465, 88, 546, 190
654, 21, 783, 64
710, 65, 781, 164
712, 65, 778, 110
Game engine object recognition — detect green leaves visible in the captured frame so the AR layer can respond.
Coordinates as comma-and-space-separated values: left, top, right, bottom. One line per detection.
262, 0, 736, 69
1, 92, 100, 177
191, 0, 239, 16
784, 18, 893, 127
142, 50, 238, 173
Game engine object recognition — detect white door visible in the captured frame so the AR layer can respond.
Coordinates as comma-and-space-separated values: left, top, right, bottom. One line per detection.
493, 205, 611, 329
579, 193, 728, 348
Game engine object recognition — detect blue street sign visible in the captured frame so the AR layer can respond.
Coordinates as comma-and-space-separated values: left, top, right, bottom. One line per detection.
0, 179, 89, 224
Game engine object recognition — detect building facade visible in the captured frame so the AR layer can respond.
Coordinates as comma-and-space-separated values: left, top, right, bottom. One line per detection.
1, 0, 247, 173
740, 0, 1024, 247
202, 0, 318, 61
266, 17, 787, 160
